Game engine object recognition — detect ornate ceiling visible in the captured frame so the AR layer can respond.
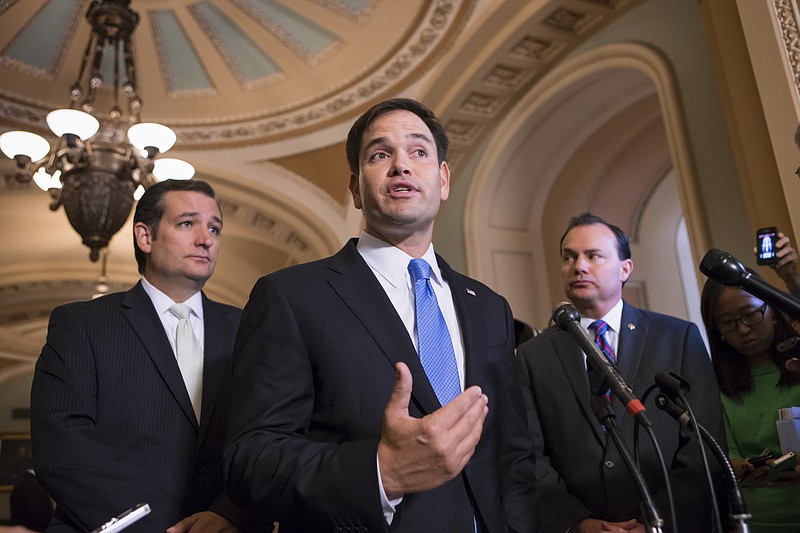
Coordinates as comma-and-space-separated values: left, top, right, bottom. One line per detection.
0, 0, 642, 385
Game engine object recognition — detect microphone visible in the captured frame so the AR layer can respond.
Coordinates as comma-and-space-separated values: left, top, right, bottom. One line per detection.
552, 302, 651, 426
699, 248, 800, 318
654, 372, 750, 532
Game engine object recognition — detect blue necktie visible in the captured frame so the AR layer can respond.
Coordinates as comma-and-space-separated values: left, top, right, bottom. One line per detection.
589, 320, 616, 402
408, 258, 461, 406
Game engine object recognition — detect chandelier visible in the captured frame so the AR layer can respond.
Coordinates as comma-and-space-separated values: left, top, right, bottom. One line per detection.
0, 0, 194, 262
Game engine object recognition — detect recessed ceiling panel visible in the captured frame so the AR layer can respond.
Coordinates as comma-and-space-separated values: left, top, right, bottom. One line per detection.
151, 9, 214, 93
234, 0, 338, 60
191, 1, 281, 85
3, 0, 80, 75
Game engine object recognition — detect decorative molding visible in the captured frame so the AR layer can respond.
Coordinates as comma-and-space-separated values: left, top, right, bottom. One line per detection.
216, 195, 319, 263
773, 0, 800, 93
460, 92, 508, 116
543, 7, 600, 36
0, 1, 83, 79
231, 0, 343, 66
0, 0, 18, 17
445, 119, 484, 144
510, 35, 564, 64
172, 0, 464, 146
310, 0, 377, 24
188, 3, 287, 90
148, 10, 218, 98
483, 64, 532, 89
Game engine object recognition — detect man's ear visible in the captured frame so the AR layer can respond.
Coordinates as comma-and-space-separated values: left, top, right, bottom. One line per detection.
349, 173, 363, 210
133, 222, 153, 254
620, 258, 633, 283
439, 161, 450, 202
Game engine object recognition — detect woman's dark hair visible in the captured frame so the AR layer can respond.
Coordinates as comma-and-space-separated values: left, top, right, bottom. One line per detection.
701, 268, 800, 399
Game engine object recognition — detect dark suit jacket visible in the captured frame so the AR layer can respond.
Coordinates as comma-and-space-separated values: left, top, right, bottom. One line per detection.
518, 302, 725, 533
30, 282, 253, 532
224, 239, 537, 532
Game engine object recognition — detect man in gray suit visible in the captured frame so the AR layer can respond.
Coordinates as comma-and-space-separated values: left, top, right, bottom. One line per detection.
31, 179, 258, 532
518, 213, 725, 533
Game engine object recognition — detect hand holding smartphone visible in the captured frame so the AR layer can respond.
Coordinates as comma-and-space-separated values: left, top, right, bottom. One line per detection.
767, 451, 798, 481
756, 226, 779, 265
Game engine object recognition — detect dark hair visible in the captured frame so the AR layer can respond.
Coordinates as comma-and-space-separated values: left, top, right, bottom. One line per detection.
345, 98, 448, 175
701, 269, 800, 399
794, 123, 800, 147
133, 179, 217, 274
560, 212, 631, 261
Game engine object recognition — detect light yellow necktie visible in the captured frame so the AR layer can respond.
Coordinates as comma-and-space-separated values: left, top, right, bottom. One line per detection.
168, 303, 203, 422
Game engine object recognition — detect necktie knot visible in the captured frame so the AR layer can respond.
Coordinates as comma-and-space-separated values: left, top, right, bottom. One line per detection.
589, 319, 609, 337
169, 303, 192, 320
408, 258, 431, 282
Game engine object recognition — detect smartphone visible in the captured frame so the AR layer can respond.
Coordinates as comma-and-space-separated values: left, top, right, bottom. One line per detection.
90, 503, 150, 533
756, 226, 779, 265
767, 450, 797, 481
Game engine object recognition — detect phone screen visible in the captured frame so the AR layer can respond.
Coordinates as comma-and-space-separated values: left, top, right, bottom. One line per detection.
756, 227, 779, 265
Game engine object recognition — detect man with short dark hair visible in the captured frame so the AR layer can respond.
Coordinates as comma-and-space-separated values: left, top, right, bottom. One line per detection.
224, 98, 537, 532
518, 212, 725, 533
31, 179, 258, 532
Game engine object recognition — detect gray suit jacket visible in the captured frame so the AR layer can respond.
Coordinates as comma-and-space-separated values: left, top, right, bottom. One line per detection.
518, 301, 725, 533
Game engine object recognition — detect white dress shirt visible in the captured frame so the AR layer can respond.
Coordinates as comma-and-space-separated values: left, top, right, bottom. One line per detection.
355, 231, 467, 524
140, 276, 205, 354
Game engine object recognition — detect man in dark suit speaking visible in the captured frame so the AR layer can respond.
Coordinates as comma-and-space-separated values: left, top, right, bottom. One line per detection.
517, 213, 724, 533
224, 98, 537, 532
31, 179, 257, 532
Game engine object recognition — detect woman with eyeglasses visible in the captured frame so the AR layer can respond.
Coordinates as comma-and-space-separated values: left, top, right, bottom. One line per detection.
701, 268, 800, 532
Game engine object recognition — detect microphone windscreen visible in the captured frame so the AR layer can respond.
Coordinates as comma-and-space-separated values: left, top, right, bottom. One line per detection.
699, 248, 746, 285
552, 301, 580, 330
699, 248, 727, 277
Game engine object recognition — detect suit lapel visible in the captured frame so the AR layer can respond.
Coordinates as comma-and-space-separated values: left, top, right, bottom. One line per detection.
437, 255, 485, 389
122, 282, 198, 428
327, 240, 442, 415
614, 302, 646, 423
198, 295, 235, 441
552, 331, 606, 444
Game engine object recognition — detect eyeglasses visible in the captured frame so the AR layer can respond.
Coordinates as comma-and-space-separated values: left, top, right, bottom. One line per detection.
717, 303, 768, 333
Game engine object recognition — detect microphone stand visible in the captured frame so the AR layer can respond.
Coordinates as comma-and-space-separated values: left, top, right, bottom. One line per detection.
590, 396, 664, 533
655, 393, 751, 533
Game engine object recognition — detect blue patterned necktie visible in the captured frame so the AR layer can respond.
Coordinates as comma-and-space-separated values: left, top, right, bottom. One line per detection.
408, 258, 461, 406
588, 319, 616, 402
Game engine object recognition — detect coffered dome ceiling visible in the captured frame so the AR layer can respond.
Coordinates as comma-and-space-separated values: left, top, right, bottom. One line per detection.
0, 0, 643, 380
0, 0, 468, 148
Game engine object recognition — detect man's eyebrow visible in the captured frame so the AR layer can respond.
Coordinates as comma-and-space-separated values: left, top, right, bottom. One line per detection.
362, 132, 435, 155
173, 211, 223, 226
561, 246, 601, 255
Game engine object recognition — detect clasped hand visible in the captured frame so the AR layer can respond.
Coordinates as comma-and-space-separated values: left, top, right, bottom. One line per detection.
377, 362, 488, 499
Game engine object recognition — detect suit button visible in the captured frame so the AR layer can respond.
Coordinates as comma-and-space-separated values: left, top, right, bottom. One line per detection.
604, 460, 614, 468
196, 461, 207, 472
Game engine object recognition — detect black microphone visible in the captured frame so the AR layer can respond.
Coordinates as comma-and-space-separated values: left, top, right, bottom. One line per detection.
654, 372, 751, 533
699, 248, 800, 318
552, 302, 650, 426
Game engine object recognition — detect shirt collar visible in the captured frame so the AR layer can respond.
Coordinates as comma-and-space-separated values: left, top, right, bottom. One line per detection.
356, 231, 441, 287
141, 276, 204, 320
580, 298, 623, 332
